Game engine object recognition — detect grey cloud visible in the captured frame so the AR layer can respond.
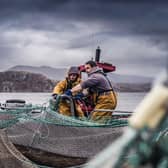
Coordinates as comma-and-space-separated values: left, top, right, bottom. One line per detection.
0, 0, 167, 76
0, 45, 19, 70
0, 0, 168, 49
0, 1, 167, 33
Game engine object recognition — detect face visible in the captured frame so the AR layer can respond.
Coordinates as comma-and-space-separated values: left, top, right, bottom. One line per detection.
85, 64, 92, 74
68, 73, 78, 82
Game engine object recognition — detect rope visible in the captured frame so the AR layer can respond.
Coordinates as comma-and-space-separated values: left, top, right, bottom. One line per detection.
0, 132, 37, 168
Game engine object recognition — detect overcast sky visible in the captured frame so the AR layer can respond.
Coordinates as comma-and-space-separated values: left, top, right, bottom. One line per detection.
0, 0, 168, 77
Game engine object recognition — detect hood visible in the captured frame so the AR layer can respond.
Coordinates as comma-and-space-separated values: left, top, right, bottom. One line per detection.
88, 67, 104, 76
67, 66, 79, 76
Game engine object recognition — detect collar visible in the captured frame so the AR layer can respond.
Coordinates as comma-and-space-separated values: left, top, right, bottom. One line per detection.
88, 67, 103, 76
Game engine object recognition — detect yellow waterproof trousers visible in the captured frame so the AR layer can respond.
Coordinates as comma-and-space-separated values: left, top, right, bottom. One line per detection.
58, 101, 84, 117
91, 92, 117, 122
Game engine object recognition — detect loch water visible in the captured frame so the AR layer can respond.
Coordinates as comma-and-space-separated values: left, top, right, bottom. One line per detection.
0, 92, 147, 112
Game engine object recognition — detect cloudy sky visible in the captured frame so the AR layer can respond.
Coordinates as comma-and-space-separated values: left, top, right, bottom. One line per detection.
0, 0, 168, 77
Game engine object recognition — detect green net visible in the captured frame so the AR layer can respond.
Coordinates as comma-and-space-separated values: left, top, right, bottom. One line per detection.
0, 100, 128, 129
0, 103, 45, 128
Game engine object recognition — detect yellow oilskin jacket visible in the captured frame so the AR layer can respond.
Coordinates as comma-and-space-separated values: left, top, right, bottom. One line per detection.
53, 77, 81, 95
52, 78, 84, 117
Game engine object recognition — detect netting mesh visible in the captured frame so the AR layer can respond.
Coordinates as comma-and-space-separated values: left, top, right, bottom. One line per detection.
0, 104, 46, 129
0, 101, 128, 128
0, 129, 38, 168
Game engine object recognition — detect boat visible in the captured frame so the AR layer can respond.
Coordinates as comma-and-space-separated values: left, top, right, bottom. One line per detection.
0, 47, 131, 168
0, 97, 130, 167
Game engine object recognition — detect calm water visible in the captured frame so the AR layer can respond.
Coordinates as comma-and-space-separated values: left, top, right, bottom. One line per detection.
0, 92, 147, 112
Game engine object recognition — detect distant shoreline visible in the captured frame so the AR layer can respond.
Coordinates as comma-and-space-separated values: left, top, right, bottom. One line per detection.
0, 71, 151, 93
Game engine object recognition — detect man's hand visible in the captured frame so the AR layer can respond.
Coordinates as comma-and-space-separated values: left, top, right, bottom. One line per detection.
64, 89, 72, 96
74, 93, 84, 100
52, 93, 58, 99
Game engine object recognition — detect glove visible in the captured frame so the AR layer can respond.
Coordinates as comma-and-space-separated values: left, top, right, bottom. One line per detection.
52, 93, 58, 99
64, 89, 72, 96
74, 93, 84, 100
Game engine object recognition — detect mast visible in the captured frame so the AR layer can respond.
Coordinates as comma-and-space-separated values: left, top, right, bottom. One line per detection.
95, 46, 101, 62
79, 46, 116, 73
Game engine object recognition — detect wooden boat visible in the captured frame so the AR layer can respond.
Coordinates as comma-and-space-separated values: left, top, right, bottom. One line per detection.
0, 95, 130, 168
0, 95, 130, 167
4, 104, 129, 167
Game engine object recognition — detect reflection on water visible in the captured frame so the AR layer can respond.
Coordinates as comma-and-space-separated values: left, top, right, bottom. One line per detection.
0, 92, 147, 112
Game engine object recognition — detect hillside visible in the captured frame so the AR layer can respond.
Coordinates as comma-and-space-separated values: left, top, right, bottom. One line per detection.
8, 65, 67, 80
0, 70, 151, 92
0, 71, 56, 92
8, 65, 153, 84
115, 83, 151, 92
108, 73, 153, 84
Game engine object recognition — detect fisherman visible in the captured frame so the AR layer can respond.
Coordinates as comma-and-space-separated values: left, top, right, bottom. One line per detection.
65, 60, 117, 122
52, 66, 84, 117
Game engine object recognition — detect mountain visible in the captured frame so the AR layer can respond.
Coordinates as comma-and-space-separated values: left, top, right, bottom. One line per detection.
8, 65, 67, 80
8, 65, 153, 84
0, 70, 151, 92
0, 71, 56, 92
108, 73, 153, 84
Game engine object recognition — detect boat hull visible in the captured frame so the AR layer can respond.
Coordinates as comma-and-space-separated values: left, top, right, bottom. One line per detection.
6, 119, 126, 167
